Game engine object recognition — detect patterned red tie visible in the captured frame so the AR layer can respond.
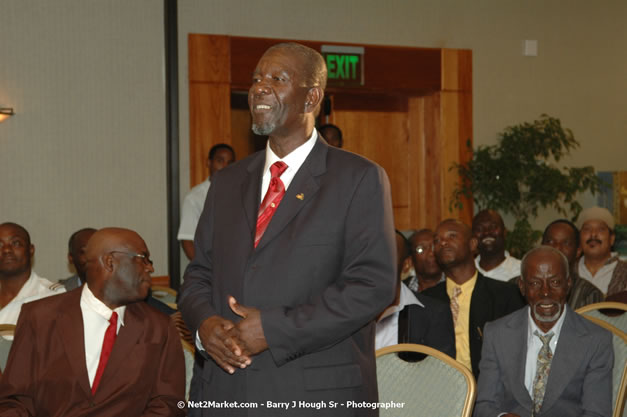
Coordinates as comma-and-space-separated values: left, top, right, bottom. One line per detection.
255, 161, 288, 248
92, 311, 118, 394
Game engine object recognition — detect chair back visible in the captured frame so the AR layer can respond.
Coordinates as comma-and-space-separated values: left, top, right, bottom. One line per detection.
181, 338, 195, 400
580, 315, 627, 417
376, 343, 476, 417
577, 302, 627, 335
0, 324, 16, 371
151, 285, 177, 307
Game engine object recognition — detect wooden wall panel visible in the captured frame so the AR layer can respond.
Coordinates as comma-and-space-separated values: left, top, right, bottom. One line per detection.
230, 108, 257, 160
189, 34, 230, 83
439, 91, 473, 225
408, 95, 442, 231
331, 110, 410, 229
189, 83, 231, 186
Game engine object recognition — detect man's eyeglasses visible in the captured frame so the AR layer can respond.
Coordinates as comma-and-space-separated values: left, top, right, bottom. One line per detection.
109, 251, 153, 266
414, 244, 434, 255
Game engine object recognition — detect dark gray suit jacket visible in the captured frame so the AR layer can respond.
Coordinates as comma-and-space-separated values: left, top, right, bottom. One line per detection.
474, 306, 614, 417
179, 138, 396, 416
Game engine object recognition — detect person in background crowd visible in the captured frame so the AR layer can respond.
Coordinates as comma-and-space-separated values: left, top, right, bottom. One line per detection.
55, 228, 96, 291
375, 231, 455, 359
0, 222, 64, 325
423, 219, 525, 377
577, 206, 627, 296
408, 228, 446, 293
178, 143, 235, 260
474, 246, 613, 417
319, 123, 343, 148
472, 209, 521, 282
0, 227, 185, 416
541, 219, 603, 309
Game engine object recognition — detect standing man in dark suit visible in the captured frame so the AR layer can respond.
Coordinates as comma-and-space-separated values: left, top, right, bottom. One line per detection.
474, 246, 613, 417
179, 42, 396, 417
0, 228, 185, 416
422, 219, 524, 377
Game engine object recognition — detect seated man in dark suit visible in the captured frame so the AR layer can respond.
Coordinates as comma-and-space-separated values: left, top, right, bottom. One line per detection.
375, 231, 456, 359
422, 219, 525, 377
0, 227, 185, 416
474, 246, 613, 417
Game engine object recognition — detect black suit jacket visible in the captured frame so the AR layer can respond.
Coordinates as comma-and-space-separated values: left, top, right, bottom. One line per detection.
179, 137, 396, 416
422, 272, 525, 377
397, 292, 456, 360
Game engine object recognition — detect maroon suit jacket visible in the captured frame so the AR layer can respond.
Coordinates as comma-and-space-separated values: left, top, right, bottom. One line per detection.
0, 288, 185, 416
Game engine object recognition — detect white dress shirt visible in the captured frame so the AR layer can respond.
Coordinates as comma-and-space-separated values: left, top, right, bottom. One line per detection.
260, 130, 318, 203
375, 283, 424, 350
475, 251, 522, 282
80, 284, 126, 387
523, 305, 566, 395
0, 271, 65, 327
177, 178, 211, 241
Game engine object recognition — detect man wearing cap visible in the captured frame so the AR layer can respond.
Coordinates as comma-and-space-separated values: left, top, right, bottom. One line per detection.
577, 206, 627, 296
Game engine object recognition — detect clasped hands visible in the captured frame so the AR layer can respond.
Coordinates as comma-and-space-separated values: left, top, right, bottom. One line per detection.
198, 296, 268, 374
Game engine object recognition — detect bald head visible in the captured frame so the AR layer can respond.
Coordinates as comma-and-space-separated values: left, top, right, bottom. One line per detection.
85, 228, 153, 309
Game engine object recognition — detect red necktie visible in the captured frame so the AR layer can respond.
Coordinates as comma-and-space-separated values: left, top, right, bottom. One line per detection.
255, 161, 288, 248
92, 311, 118, 394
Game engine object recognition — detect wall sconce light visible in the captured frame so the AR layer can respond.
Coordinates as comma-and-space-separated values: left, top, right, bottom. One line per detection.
0, 108, 15, 123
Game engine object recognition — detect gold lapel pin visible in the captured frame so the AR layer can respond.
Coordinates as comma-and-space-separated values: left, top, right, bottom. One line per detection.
296, 193, 304, 200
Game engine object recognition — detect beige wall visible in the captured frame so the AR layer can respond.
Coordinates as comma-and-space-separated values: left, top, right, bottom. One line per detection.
2, 1, 625, 279
0, 0, 167, 280
178, 0, 627, 236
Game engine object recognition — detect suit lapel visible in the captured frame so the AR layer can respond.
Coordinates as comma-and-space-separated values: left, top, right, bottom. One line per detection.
540, 308, 586, 413
504, 309, 533, 410
57, 289, 92, 397
93, 302, 143, 400
241, 152, 265, 237
254, 138, 327, 252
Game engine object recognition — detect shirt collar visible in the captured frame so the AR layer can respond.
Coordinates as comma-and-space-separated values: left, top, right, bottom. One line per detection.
82, 284, 126, 326
379, 282, 424, 320
262, 129, 317, 177
527, 303, 567, 339
446, 270, 478, 296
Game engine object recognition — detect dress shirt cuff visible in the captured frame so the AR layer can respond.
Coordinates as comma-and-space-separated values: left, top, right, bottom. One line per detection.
195, 331, 205, 352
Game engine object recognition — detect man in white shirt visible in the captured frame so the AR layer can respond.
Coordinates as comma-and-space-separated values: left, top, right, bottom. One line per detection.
577, 205, 627, 296
0, 222, 64, 325
178, 143, 235, 260
473, 209, 521, 282
0, 227, 185, 416
474, 246, 613, 417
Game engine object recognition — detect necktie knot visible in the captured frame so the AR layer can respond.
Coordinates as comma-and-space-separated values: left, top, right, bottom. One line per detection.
453, 287, 462, 298
534, 330, 554, 348
270, 161, 288, 178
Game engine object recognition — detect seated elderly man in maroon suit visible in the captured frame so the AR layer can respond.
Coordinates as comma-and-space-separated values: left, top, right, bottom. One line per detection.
0, 227, 185, 416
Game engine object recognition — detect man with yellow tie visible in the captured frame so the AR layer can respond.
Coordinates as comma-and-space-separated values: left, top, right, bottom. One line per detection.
423, 219, 525, 377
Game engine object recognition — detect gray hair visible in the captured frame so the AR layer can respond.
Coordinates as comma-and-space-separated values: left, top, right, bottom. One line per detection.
520, 245, 570, 281
266, 42, 327, 90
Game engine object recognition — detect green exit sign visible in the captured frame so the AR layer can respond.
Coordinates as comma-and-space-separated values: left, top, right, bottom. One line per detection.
321, 45, 364, 87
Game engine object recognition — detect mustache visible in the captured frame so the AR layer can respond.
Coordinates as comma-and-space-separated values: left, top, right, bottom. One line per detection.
586, 238, 602, 245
